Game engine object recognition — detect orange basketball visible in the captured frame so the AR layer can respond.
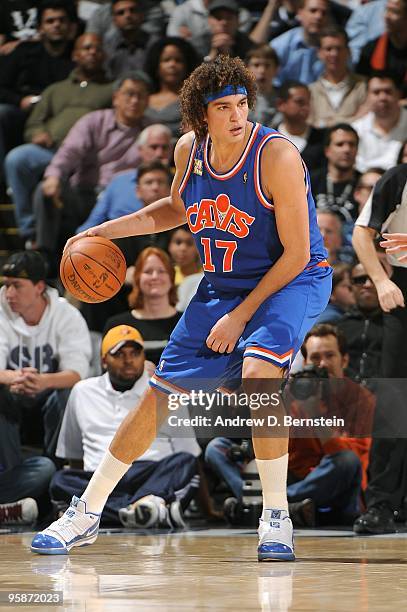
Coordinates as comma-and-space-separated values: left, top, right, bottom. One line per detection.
60, 236, 127, 303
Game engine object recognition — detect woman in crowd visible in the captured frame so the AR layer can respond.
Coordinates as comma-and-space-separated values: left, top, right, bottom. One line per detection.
104, 247, 181, 365
167, 225, 203, 311
144, 37, 199, 136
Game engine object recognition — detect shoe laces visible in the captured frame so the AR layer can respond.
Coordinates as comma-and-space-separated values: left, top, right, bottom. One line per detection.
0, 503, 23, 523
46, 507, 97, 542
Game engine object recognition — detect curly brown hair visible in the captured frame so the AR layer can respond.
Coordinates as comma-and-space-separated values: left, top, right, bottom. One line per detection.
180, 55, 257, 143
128, 247, 177, 310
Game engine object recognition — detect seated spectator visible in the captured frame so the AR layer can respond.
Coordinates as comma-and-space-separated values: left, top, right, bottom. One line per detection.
168, 225, 202, 287
354, 167, 385, 215
346, 0, 386, 64
286, 324, 374, 520
105, 247, 182, 365
0, 1, 75, 187
309, 27, 368, 128
250, 0, 301, 44
32, 71, 151, 266
87, 0, 166, 41
167, 225, 203, 311
357, 0, 407, 97
4, 33, 111, 245
144, 37, 199, 136
317, 209, 355, 264
311, 124, 360, 241
0, 399, 55, 526
166, 0, 252, 44
51, 324, 201, 527
100, 0, 160, 80
0, 251, 91, 459
271, 0, 328, 86
245, 45, 280, 126
352, 73, 407, 172
193, 0, 256, 62
275, 80, 325, 172
206, 324, 374, 524
317, 262, 355, 323
337, 261, 384, 383
76, 125, 173, 233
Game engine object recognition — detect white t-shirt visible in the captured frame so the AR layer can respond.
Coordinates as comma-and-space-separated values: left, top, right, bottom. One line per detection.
57, 370, 201, 472
352, 109, 407, 173
320, 77, 350, 110
277, 124, 309, 152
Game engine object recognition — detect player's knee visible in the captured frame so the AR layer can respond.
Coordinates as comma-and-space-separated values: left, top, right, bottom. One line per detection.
242, 358, 285, 380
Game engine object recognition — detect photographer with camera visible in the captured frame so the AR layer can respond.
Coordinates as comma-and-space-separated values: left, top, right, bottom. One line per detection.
205, 324, 374, 526
287, 323, 374, 524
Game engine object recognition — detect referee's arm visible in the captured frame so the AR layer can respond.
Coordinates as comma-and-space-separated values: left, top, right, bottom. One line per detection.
352, 166, 406, 312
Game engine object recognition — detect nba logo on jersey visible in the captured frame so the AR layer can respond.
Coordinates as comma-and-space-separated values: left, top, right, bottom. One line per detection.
158, 359, 165, 371
193, 159, 203, 176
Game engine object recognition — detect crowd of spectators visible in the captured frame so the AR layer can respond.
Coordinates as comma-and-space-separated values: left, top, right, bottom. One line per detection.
0, 0, 407, 535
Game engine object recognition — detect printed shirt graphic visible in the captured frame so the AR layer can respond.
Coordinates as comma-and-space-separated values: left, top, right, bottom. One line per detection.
179, 122, 326, 292
7, 342, 58, 373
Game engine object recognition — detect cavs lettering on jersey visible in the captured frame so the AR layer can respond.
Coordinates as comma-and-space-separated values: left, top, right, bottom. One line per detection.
179, 123, 327, 292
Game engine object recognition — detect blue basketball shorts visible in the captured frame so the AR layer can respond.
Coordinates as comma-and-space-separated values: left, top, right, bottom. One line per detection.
150, 264, 332, 395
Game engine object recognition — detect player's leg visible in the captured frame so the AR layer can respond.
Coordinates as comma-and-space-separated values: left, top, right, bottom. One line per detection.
242, 357, 294, 561
31, 282, 238, 554
30, 388, 170, 554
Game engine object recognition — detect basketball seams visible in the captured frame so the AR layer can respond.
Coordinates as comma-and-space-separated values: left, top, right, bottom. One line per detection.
69, 256, 110, 300
60, 255, 100, 303
70, 239, 126, 268
70, 250, 122, 286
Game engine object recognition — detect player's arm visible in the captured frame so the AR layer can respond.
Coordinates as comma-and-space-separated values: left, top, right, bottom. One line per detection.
207, 139, 310, 353
64, 133, 192, 250
233, 139, 310, 321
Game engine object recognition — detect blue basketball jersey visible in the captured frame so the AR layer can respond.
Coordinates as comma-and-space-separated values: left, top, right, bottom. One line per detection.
179, 122, 327, 292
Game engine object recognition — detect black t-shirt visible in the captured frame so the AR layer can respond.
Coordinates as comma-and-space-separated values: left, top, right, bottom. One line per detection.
357, 36, 407, 97
0, 40, 74, 104
301, 127, 326, 174
103, 311, 182, 365
311, 168, 360, 223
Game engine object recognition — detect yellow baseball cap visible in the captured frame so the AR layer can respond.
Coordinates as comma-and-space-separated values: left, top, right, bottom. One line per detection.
102, 325, 144, 358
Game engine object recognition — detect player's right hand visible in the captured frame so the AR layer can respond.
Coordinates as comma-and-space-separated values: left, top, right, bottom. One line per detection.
376, 278, 405, 312
63, 225, 107, 254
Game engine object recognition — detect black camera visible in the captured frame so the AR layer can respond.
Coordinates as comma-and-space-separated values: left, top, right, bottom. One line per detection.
288, 365, 329, 401
227, 439, 254, 463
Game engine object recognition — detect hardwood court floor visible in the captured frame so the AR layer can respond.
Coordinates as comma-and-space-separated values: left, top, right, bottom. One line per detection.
1, 528, 407, 611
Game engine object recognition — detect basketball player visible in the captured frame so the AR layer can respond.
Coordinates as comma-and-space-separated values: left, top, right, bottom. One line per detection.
31, 56, 332, 561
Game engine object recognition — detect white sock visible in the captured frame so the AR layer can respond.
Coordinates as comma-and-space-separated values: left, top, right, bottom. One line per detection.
256, 454, 289, 516
81, 450, 131, 514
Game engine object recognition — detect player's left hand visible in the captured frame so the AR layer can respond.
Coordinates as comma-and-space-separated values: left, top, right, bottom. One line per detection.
206, 312, 246, 353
